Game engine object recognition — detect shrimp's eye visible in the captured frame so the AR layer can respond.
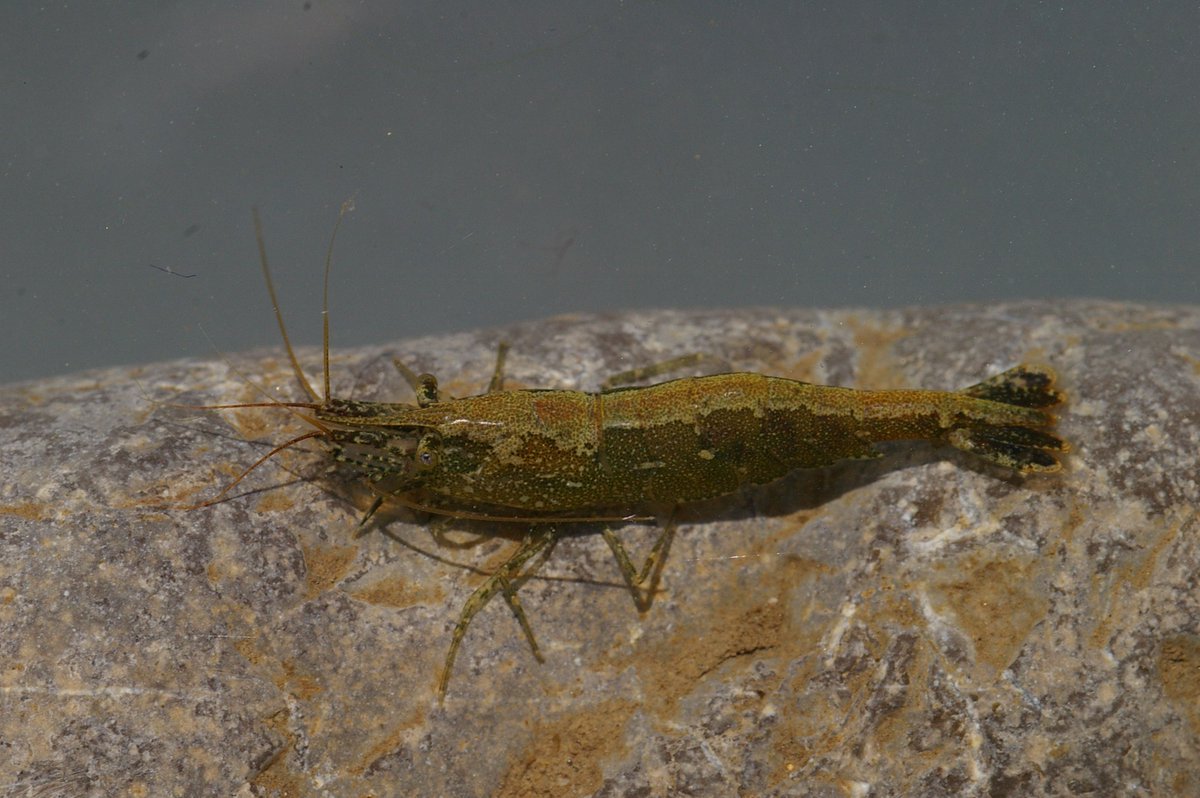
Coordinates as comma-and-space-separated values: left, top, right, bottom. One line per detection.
414, 433, 441, 470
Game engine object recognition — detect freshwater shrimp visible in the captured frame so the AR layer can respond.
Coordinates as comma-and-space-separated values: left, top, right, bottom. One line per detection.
193, 204, 1070, 702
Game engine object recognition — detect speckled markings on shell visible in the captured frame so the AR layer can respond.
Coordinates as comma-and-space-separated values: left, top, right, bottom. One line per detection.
319, 371, 1066, 515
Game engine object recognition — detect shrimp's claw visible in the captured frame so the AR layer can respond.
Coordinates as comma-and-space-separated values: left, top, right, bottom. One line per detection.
949, 365, 1070, 473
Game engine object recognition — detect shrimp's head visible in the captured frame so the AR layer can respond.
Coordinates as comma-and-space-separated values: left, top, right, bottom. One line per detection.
325, 424, 442, 492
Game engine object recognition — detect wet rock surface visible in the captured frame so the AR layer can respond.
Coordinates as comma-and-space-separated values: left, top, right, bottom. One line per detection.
1, 300, 1197, 796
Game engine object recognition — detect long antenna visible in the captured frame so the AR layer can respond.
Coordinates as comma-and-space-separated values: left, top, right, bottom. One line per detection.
322, 198, 356, 404
253, 207, 321, 403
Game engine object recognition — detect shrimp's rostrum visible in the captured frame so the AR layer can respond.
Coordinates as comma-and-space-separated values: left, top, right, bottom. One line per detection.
189, 205, 1070, 702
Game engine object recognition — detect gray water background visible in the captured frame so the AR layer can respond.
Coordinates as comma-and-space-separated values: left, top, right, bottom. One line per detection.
3, 2, 1197, 382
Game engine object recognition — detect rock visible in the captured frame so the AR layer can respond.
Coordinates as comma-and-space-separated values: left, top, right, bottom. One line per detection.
1, 300, 1196, 796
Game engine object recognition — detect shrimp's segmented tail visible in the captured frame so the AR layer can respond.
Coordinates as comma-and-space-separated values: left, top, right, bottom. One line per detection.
948, 365, 1070, 473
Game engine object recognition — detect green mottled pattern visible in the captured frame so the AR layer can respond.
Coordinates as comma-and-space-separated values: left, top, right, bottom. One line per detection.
329, 372, 1059, 512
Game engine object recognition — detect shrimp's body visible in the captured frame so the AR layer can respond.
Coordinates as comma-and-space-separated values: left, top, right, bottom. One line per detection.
193, 205, 1069, 701
323, 368, 1066, 516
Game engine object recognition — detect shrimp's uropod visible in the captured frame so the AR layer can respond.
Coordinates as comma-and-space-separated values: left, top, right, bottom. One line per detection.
189, 206, 1070, 703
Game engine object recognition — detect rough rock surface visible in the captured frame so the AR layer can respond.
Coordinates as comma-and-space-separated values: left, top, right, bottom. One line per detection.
1, 300, 1197, 797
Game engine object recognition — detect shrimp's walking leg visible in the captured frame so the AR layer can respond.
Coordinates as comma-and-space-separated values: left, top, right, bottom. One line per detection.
402, 342, 698, 398
486, 341, 510, 393
356, 495, 386, 533
393, 340, 510, 405
602, 515, 677, 612
437, 526, 557, 702
392, 357, 441, 406
601, 353, 709, 390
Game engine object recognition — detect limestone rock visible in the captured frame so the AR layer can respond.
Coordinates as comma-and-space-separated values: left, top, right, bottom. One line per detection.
1, 300, 1196, 796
